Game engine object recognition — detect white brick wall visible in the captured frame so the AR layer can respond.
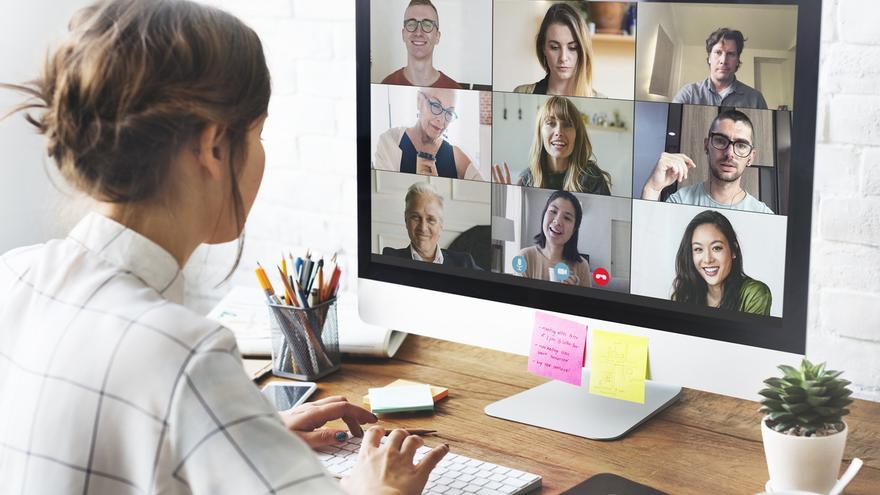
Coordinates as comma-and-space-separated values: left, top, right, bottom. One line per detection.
183, 0, 880, 401
811, 0, 880, 401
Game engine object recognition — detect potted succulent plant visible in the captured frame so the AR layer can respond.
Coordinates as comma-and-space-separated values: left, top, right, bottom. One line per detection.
759, 359, 854, 493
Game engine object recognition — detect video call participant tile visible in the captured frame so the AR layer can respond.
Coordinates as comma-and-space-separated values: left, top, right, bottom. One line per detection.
491, 92, 634, 198
371, 84, 492, 181
370, 0, 493, 90
493, 0, 637, 100
630, 200, 787, 317
371, 171, 491, 271
636, 2, 797, 111
632, 102, 791, 215
491, 184, 632, 293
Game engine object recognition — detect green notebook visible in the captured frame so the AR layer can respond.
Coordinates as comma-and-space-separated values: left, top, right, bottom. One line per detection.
368, 384, 435, 414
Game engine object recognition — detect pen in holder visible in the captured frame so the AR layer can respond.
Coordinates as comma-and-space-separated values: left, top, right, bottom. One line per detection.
268, 297, 341, 381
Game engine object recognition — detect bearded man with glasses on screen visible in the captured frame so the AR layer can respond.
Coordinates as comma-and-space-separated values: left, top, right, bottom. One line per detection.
381, 0, 461, 88
641, 109, 774, 214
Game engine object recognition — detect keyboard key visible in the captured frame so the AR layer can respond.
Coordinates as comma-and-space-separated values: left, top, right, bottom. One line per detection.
491, 466, 511, 475
471, 477, 489, 487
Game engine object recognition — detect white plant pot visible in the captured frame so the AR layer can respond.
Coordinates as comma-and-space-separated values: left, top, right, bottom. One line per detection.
761, 420, 847, 493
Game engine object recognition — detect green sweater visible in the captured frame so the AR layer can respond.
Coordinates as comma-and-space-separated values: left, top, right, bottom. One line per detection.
739, 278, 772, 315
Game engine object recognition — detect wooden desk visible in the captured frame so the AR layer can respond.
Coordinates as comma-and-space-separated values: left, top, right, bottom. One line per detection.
256, 336, 880, 494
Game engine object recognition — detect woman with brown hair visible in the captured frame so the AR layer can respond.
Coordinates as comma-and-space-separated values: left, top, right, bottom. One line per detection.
0, 0, 446, 493
493, 96, 611, 195
514, 2, 601, 97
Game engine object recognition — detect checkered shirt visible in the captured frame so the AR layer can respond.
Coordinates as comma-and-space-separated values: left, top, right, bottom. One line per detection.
0, 213, 344, 494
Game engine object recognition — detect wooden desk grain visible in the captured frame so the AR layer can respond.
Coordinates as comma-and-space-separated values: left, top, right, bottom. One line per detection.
257, 336, 880, 494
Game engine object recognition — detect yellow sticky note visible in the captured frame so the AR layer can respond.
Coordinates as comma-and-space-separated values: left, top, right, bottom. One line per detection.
588, 329, 648, 404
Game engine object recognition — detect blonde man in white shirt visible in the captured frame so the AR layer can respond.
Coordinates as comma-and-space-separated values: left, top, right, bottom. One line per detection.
0, 1, 447, 494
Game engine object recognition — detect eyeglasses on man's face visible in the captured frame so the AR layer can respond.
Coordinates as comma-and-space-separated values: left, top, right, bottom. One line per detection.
419, 92, 458, 122
404, 18, 438, 33
708, 132, 753, 158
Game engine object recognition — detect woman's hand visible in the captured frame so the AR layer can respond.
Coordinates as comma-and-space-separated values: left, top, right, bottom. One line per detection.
492, 161, 512, 184
416, 156, 438, 176
279, 395, 378, 448
340, 426, 449, 495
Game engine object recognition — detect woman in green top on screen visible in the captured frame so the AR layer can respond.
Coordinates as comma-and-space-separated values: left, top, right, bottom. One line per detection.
492, 96, 611, 195
672, 210, 772, 315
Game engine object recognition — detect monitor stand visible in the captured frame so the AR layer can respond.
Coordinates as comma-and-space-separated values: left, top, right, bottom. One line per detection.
484, 369, 682, 440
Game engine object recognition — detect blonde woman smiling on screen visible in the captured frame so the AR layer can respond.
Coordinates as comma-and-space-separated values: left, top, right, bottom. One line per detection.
517, 191, 591, 287
0, 0, 447, 493
493, 96, 611, 195
374, 87, 483, 180
513, 3, 600, 97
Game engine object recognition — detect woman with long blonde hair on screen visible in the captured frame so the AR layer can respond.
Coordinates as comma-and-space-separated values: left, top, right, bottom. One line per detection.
0, 0, 446, 493
513, 2, 600, 97
493, 96, 611, 195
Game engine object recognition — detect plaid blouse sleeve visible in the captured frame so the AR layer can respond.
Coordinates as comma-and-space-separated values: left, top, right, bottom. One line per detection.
167, 329, 345, 494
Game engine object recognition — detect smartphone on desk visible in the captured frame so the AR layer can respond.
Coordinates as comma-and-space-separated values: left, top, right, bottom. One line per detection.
261, 382, 317, 411
561, 473, 667, 495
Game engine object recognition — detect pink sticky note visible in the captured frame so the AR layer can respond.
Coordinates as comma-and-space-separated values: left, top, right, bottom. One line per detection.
527, 312, 588, 386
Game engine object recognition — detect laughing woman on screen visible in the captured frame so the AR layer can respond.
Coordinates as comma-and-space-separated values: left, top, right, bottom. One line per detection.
517, 191, 591, 288
513, 3, 601, 98
0, 1, 447, 493
672, 210, 771, 315
493, 96, 611, 195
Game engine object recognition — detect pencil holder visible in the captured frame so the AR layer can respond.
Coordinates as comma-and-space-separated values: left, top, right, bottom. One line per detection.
268, 298, 341, 381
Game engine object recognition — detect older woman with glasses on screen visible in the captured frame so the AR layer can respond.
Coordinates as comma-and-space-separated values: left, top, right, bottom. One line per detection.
373, 87, 483, 180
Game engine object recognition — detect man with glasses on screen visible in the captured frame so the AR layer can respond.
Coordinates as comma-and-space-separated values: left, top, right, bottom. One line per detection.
641, 109, 773, 214
381, 0, 461, 88
672, 28, 768, 109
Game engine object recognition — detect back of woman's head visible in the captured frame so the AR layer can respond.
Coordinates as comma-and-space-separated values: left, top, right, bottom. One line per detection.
534, 2, 595, 96
672, 210, 746, 308
528, 96, 608, 193
5, 0, 271, 208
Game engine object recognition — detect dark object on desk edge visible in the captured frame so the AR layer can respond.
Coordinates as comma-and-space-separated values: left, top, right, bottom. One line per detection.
561, 473, 667, 495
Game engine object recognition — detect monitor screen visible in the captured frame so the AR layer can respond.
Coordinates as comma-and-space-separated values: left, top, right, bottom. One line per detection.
358, 0, 820, 355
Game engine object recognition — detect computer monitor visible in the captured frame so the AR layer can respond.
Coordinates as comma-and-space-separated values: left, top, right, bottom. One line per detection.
357, 0, 821, 439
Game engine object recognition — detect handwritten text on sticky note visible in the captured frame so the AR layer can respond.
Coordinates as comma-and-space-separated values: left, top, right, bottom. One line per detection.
528, 312, 587, 386
589, 329, 648, 404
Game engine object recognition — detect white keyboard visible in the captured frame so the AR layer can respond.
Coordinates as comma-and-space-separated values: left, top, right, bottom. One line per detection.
317, 435, 542, 495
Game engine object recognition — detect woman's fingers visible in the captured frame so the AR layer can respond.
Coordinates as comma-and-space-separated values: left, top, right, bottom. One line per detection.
385, 428, 410, 450
400, 434, 424, 459
306, 395, 349, 406
361, 425, 385, 451
286, 401, 377, 432
297, 429, 349, 449
416, 444, 450, 475
492, 162, 511, 184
